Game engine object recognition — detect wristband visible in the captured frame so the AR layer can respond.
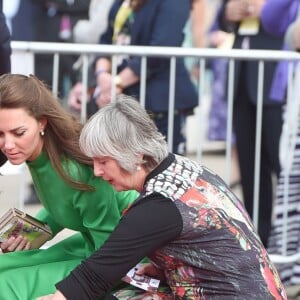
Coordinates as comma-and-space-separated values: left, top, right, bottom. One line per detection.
114, 75, 124, 89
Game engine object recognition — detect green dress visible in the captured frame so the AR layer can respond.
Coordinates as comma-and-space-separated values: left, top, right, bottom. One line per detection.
0, 152, 138, 299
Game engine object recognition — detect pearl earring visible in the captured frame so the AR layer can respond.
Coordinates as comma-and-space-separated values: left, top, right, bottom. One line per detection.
40, 130, 45, 136
136, 165, 141, 171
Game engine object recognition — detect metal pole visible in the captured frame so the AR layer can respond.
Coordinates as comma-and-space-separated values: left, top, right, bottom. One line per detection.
167, 57, 176, 152
139, 56, 147, 108
80, 54, 89, 124
196, 58, 206, 163
52, 53, 59, 97
253, 60, 264, 228
225, 59, 235, 185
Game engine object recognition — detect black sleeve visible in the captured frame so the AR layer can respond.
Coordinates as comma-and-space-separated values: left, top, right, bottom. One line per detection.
56, 194, 183, 300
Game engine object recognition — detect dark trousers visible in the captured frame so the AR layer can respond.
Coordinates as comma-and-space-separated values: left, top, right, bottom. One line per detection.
152, 111, 187, 155
0, 39, 11, 74
233, 84, 283, 246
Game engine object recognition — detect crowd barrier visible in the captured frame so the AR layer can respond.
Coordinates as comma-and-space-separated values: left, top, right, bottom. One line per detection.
8, 41, 300, 264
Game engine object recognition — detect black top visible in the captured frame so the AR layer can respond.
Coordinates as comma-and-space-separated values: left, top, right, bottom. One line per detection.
57, 154, 286, 299
57, 192, 182, 299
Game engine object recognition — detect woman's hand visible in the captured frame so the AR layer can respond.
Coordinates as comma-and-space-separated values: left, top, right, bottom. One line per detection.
245, 0, 265, 18
37, 290, 66, 300
67, 82, 90, 112
225, 0, 249, 22
95, 73, 122, 108
225, 0, 265, 25
1, 235, 31, 252
135, 263, 166, 281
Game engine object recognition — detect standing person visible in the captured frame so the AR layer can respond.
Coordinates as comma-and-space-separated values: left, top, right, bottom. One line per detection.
67, 0, 115, 118
0, 74, 137, 299
69, 0, 198, 155
0, 0, 10, 75
182, 0, 208, 86
206, 10, 241, 188
260, 0, 300, 292
0, 0, 11, 168
0, 0, 10, 173
217, 0, 285, 247
11, 0, 41, 42
33, 0, 90, 99
206, 3, 234, 143
38, 95, 287, 300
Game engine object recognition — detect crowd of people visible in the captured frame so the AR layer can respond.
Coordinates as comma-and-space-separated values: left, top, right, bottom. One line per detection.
1, 0, 300, 299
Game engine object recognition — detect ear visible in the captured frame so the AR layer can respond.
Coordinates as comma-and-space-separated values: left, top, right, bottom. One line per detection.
39, 117, 47, 131
136, 153, 144, 164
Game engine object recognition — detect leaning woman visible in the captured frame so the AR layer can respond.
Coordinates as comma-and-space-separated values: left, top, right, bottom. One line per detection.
39, 95, 287, 299
0, 74, 137, 299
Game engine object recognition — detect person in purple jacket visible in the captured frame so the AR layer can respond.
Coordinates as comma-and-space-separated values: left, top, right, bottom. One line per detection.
261, 0, 300, 293
261, 0, 299, 38
261, 0, 300, 51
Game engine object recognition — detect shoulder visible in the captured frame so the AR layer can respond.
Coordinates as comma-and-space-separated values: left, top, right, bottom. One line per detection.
62, 158, 93, 181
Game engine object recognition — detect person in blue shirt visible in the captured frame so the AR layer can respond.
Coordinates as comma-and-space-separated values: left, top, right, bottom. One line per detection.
69, 0, 198, 156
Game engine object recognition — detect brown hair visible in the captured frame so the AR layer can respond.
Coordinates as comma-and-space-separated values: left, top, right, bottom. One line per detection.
0, 74, 94, 191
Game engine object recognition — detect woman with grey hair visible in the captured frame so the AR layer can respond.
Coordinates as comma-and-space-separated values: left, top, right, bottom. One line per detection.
39, 95, 287, 300
81, 94, 169, 175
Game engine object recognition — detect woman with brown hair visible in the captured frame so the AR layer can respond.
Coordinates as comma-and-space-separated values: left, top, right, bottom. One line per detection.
0, 73, 137, 299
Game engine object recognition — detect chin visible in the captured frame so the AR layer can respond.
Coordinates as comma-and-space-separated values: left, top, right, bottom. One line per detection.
7, 158, 24, 165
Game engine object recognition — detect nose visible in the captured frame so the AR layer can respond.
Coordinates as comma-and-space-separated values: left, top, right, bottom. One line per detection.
2, 136, 15, 150
93, 161, 104, 177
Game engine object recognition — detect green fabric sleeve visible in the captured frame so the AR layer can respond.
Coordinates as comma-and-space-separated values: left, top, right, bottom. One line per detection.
35, 208, 64, 236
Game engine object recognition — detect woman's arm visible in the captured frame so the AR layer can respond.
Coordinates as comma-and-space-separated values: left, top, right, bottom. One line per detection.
35, 208, 64, 236
260, 0, 297, 37
54, 195, 182, 299
285, 16, 300, 50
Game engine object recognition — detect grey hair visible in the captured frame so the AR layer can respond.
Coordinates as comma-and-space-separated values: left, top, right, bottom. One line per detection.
79, 95, 169, 172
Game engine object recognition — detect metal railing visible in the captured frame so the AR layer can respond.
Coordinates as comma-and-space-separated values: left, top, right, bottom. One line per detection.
10, 41, 300, 264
